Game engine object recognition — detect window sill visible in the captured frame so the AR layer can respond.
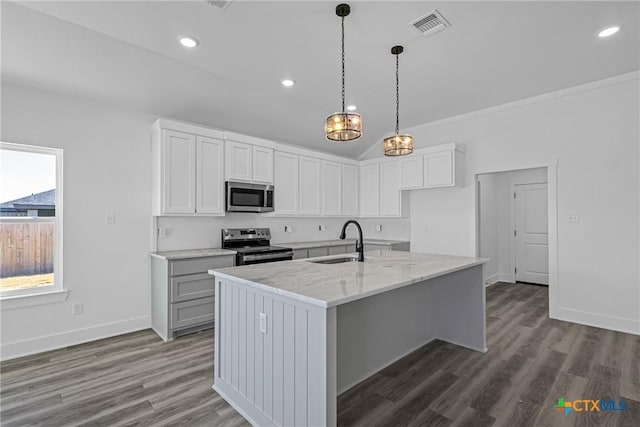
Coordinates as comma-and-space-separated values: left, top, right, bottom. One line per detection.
0, 290, 68, 310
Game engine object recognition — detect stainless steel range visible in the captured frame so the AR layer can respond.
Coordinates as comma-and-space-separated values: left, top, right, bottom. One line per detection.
221, 228, 293, 266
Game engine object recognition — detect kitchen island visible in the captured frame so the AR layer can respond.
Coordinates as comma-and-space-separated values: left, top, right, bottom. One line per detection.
209, 251, 487, 427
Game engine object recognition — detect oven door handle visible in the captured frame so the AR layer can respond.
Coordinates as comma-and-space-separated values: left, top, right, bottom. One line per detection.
242, 251, 294, 262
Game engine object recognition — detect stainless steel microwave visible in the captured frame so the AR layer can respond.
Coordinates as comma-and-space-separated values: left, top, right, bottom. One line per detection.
226, 181, 274, 213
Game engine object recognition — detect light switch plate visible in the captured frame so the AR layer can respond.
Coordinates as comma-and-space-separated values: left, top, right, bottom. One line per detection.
105, 212, 115, 224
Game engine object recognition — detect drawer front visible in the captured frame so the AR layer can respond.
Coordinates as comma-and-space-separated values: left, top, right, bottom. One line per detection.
328, 245, 347, 255
292, 249, 308, 260
170, 273, 215, 303
171, 297, 214, 330
308, 247, 329, 258
170, 256, 234, 276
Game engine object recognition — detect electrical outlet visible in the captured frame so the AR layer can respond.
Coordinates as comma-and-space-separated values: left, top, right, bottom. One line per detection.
72, 303, 83, 315
568, 214, 580, 223
259, 312, 267, 334
284, 225, 292, 233
158, 227, 166, 238
318, 225, 324, 231
376, 224, 382, 232
105, 212, 115, 224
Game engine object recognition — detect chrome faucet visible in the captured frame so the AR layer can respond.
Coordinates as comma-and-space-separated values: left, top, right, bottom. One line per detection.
339, 220, 365, 262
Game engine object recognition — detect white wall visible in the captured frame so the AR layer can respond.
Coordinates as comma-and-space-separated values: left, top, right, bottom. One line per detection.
478, 168, 547, 284
1, 83, 155, 359
478, 173, 499, 283
366, 73, 640, 335
156, 216, 409, 251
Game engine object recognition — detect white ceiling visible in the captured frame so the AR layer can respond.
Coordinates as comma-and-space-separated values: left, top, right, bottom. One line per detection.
2, 1, 638, 159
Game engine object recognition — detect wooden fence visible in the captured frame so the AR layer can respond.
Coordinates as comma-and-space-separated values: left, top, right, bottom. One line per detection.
0, 222, 54, 278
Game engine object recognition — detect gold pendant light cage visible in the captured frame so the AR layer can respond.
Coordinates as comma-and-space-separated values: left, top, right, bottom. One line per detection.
383, 134, 414, 156
326, 112, 362, 142
383, 45, 413, 156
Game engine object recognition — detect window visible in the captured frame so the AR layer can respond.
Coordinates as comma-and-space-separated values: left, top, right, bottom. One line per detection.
0, 142, 64, 301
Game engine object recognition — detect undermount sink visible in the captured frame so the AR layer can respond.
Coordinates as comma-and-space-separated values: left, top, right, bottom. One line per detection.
308, 256, 360, 264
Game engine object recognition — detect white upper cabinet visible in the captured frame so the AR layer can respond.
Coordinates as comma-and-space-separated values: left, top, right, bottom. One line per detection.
400, 155, 424, 189
252, 146, 274, 183
225, 133, 274, 184
341, 164, 359, 217
274, 151, 299, 215
161, 130, 196, 214
398, 144, 464, 190
298, 156, 322, 215
379, 161, 401, 216
196, 136, 224, 214
151, 120, 225, 216
424, 150, 453, 187
359, 163, 380, 217
322, 161, 342, 216
225, 140, 253, 182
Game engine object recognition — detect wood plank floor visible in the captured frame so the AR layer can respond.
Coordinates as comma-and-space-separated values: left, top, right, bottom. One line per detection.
1, 282, 639, 426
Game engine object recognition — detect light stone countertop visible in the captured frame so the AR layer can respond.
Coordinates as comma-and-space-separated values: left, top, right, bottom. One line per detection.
275, 239, 409, 250
150, 248, 236, 260
210, 251, 487, 308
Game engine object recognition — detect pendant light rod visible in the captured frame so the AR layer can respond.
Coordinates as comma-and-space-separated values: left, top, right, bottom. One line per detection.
383, 45, 413, 156
391, 45, 403, 135
337, 4, 350, 113
325, 3, 362, 142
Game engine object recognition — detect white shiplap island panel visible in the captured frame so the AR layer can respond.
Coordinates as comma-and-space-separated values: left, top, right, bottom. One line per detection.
210, 251, 487, 427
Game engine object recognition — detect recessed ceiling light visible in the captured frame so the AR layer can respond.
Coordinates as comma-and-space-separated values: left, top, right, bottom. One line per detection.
347, 105, 357, 111
598, 26, 620, 38
281, 79, 295, 87
178, 35, 199, 48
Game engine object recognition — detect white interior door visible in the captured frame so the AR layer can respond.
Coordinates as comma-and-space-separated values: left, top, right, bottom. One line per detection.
514, 183, 549, 285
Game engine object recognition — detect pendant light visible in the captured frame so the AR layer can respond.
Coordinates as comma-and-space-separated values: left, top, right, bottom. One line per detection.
325, 3, 362, 142
383, 45, 413, 156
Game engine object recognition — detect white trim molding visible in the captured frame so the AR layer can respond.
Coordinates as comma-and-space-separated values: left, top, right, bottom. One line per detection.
0, 289, 68, 310
555, 307, 640, 336
0, 316, 151, 361
0, 141, 64, 299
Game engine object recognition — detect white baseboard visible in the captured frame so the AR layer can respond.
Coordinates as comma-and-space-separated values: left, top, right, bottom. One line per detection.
0, 316, 151, 361
554, 307, 639, 336
498, 273, 515, 283
485, 274, 515, 286
484, 274, 500, 285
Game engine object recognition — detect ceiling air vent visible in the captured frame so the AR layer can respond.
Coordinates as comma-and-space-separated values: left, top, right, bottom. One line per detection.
206, 0, 233, 10
411, 10, 450, 38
